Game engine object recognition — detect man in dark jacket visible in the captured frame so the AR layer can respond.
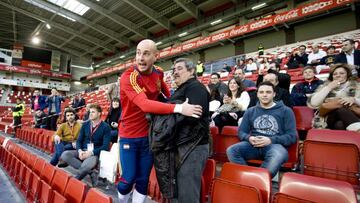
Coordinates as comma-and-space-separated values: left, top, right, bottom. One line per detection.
227, 82, 297, 178
287, 45, 308, 69
152, 58, 210, 202
335, 39, 360, 77
291, 66, 323, 106
61, 104, 111, 186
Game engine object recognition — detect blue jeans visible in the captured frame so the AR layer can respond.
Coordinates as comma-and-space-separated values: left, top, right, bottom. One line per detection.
117, 137, 153, 195
50, 141, 74, 166
226, 142, 288, 178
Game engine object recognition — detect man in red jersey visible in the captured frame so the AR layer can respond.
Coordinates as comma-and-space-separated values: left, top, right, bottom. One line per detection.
117, 39, 203, 203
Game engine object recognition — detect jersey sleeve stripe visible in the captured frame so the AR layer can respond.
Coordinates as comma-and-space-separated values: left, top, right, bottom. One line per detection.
130, 71, 143, 94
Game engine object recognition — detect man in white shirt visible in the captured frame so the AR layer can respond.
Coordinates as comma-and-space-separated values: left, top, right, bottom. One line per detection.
335, 39, 360, 77
307, 44, 327, 66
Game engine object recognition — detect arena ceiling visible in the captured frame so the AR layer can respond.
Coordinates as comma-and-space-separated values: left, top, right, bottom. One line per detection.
0, 0, 305, 68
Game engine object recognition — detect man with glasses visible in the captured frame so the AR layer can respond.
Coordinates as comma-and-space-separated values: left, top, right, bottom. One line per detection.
234, 68, 256, 88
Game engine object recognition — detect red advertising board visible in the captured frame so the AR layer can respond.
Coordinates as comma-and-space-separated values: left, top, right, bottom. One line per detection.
21, 60, 52, 70
0, 64, 71, 79
87, 0, 353, 80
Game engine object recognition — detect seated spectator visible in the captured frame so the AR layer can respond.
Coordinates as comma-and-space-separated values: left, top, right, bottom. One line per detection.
105, 98, 121, 143
226, 81, 297, 178
291, 66, 323, 106
335, 39, 360, 77
82, 104, 91, 122
222, 63, 232, 72
280, 52, 292, 69
234, 68, 256, 88
212, 78, 250, 131
61, 104, 111, 186
72, 94, 86, 111
287, 45, 308, 69
245, 58, 258, 72
106, 81, 120, 102
12, 98, 25, 132
308, 64, 360, 131
307, 43, 327, 66
320, 45, 336, 66
50, 108, 81, 166
250, 73, 292, 108
234, 59, 246, 70
208, 73, 228, 101
34, 109, 47, 129
257, 62, 291, 92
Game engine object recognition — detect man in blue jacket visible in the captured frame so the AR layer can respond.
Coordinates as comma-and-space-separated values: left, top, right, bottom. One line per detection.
227, 81, 297, 178
46, 88, 64, 130
61, 104, 111, 186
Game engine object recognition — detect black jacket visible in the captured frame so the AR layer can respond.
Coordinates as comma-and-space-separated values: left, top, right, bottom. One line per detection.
335, 50, 360, 77
256, 70, 291, 92
287, 53, 308, 69
149, 78, 210, 198
249, 86, 293, 108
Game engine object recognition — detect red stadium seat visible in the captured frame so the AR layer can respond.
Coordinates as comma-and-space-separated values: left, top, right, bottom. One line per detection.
41, 163, 56, 184
64, 178, 87, 203
307, 129, 360, 150
303, 140, 359, 187
220, 163, 271, 203
84, 188, 113, 203
37, 180, 53, 203
51, 169, 71, 195
292, 106, 314, 131
211, 178, 262, 203
27, 172, 41, 202
214, 126, 239, 162
53, 190, 68, 203
276, 173, 357, 203
201, 159, 216, 203
33, 158, 45, 176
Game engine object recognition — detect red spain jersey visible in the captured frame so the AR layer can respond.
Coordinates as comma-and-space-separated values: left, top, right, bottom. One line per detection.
119, 65, 173, 138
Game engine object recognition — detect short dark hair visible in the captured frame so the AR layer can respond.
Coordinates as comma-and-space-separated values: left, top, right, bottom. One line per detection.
343, 39, 355, 44
327, 45, 336, 50
211, 73, 220, 79
112, 97, 120, 103
257, 81, 275, 92
299, 45, 306, 49
64, 108, 76, 117
89, 104, 102, 113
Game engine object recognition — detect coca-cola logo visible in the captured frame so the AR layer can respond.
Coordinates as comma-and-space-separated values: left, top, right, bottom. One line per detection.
159, 50, 170, 57
211, 32, 228, 42
182, 42, 196, 50
229, 25, 249, 37
250, 18, 273, 30
170, 46, 182, 54
28, 63, 42, 68
5, 66, 17, 71
274, 9, 299, 23
30, 69, 41, 74
302, 0, 333, 14
196, 37, 211, 47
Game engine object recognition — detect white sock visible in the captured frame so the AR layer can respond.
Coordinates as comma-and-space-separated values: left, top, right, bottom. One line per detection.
132, 189, 146, 203
118, 191, 130, 203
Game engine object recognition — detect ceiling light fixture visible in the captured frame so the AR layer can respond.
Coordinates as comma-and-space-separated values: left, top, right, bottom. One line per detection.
120, 55, 125, 59
252, 3, 267, 10
106, 60, 112, 63
95, 65, 100, 68
210, 19, 222, 25
32, 36, 40, 44
46, 23, 51, 29
178, 32, 188, 37
155, 41, 162, 46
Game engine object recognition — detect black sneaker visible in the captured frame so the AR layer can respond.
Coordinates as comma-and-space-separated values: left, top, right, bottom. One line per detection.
90, 171, 98, 187
57, 161, 68, 168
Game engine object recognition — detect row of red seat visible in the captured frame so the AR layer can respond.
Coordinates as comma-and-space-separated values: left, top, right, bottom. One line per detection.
0, 135, 112, 203
16, 127, 55, 154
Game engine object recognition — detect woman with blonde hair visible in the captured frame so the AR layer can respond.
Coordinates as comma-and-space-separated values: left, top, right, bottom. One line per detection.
309, 64, 360, 131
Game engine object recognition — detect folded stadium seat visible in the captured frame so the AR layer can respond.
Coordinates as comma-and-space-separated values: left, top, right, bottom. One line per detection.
11, 157, 21, 181
53, 190, 68, 203
307, 129, 360, 150
41, 163, 56, 184
42, 130, 55, 153
33, 158, 46, 176
51, 169, 71, 195
15, 162, 26, 188
211, 178, 262, 203
220, 163, 271, 203
84, 188, 113, 203
275, 173, 357, 203
35, 129, 45, 149
21, 166, 33, 195
37, 180, 54, 203
5, 152, 14, 172
27, 171, 41, 202
64, 178, 87, 203
214, 126, 240, 162
26, 153, 38, 170
303, 140, 359, 187
292, 106, 314, 131
247, 135, 299, 170
200, 159, 216, 203
209, 126, 219, 157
